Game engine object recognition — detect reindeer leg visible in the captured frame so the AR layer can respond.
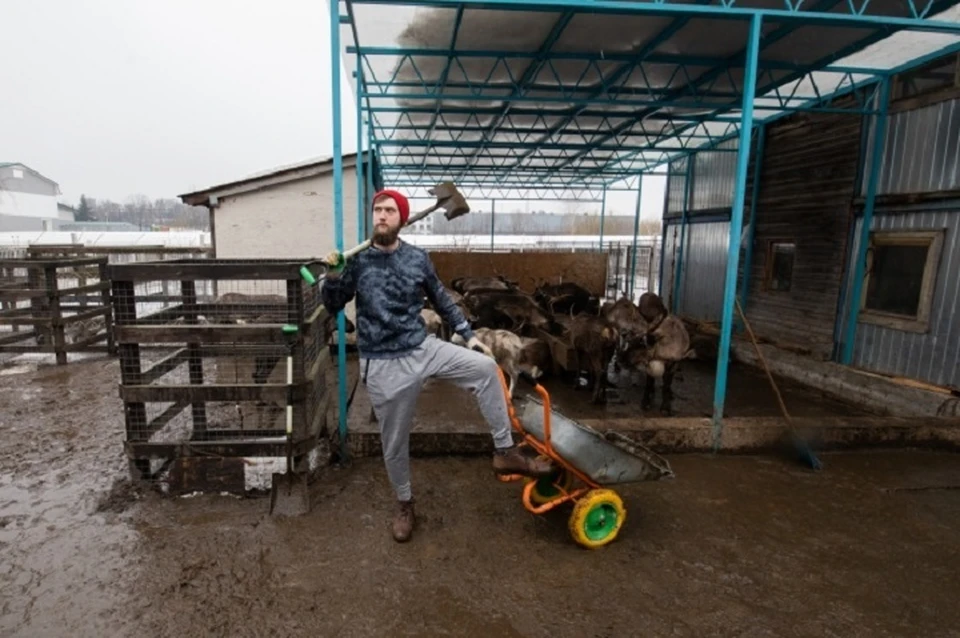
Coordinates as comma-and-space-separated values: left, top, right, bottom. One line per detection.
660, 363, 676, 416
572, 349, 583, 391
641, 373, 655, 411
592, 369, 605, 404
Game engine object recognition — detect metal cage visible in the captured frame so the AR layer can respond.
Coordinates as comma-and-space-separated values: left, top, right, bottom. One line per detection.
0, 256, 115, 364
107, 258, 331, 485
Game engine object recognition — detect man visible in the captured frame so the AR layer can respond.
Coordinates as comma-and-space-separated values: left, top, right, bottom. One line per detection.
320, 188, 553, 543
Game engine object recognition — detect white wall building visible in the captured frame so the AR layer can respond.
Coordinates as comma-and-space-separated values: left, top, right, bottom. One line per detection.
179, 153, 371, 261
0, 163, 65, 231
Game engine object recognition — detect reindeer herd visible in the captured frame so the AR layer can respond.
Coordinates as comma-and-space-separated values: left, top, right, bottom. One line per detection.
411, 275, 697, 415
61, 272, 697, 417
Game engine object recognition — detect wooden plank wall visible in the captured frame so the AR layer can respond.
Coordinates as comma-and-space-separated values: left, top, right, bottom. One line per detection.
429, 251, 608, 296
744, 102, 863, 359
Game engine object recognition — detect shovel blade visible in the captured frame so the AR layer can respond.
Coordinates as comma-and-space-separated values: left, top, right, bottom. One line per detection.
268, 471, 310, 517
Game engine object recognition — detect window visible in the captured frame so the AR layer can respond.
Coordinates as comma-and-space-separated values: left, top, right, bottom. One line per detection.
859, 230, 944, 333
764, 241, 795, 292
12, 168, 23, 179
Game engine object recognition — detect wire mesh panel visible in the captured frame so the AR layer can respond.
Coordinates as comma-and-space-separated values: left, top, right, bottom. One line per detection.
0, 256, 115, 364
107, 258, 331, 486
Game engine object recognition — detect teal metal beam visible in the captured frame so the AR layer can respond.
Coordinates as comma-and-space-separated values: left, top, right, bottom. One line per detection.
598, 187, 607, 250
841, 77, 891, 365
455, 10, 576, 181
551, 0, 852, 174
593, 73, 883, 186
417, 4, 465, 179
364, 104, 743, 121
366, 120, 375, 239
657, 221, 668, 296
347, 0, 960, 34
331, 0, 349, 461
671, 157, 693, 313
737, 123, 766, 324
490, 199, 496, 251
376, 123, 733, 139
350, 45, 886, 76
464, 0, 711, 172
376, 139, 741, 152
357, 70, 366, 246
712, 12, 763, 451
361, 88, 880, 113
629, 176, 644, 299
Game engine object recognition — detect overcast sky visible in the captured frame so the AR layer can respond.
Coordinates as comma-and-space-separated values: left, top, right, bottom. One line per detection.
2, 0, 662, 219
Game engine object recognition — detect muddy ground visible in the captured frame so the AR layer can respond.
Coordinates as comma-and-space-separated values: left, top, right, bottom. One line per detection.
2, 355, 960, 637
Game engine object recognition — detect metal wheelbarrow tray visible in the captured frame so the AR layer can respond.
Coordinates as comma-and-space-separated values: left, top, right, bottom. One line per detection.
517, 396, 673, 486
497, 370, 674, 549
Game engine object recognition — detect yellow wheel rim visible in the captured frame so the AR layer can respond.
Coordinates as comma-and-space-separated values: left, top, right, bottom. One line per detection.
568, 489, 626, 549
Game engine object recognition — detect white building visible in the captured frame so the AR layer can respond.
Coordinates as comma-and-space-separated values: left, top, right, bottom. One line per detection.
0, 163, 67, 231
179, 153, 371, 260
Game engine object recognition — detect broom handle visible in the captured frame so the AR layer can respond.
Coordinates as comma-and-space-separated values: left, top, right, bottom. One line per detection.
734, 298, 793, 423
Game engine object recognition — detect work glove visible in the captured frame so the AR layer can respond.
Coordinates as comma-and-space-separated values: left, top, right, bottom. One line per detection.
467, 336, 494, 358
323, 250, 346, 277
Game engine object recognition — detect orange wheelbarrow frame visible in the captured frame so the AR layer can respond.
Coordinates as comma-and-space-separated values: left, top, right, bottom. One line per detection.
495, 368, 601, 515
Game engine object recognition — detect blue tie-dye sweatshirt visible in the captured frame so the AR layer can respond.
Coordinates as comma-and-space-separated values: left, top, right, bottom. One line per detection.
320, 241, 475, 359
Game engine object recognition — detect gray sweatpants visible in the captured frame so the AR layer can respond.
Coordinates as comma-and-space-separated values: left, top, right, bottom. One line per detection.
361, 335, 515, 501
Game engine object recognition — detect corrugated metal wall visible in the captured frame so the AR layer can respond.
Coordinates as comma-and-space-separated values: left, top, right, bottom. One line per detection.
840, 205, 960, 387
742, 105, 863, 359
692, 139, 738, 212
665, 156, 689, 217
661, 218, 730, 321
862, 98, 960, 195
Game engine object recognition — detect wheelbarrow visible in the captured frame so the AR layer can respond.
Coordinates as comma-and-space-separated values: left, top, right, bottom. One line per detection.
496, 370, 675, 549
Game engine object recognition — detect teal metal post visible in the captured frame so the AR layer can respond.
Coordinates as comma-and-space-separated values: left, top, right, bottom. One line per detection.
712, 13, 762, 450
330, 0, 349, 461
490, 199, 495, 251
598, 187, 607, 251
356, 67, 366, 246
737, 123, 766, 330
656, 221, 668, 296
628, 175, 643, 299
366, 124, 375, 240
842, 78, 890, 365
671, 158, 694, 313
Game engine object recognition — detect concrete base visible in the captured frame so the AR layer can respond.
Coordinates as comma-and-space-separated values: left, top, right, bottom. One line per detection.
730, 341, 955, 417
345, 373, 960, 458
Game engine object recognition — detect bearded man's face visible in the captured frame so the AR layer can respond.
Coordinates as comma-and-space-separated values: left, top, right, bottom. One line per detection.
371, 195, 402, 246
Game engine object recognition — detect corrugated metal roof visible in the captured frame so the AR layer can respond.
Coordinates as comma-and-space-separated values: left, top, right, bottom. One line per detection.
337, 0, 960, 199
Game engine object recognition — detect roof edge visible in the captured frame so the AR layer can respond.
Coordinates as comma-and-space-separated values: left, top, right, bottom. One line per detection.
0, 162, 60, 188
178, 151, 365, 206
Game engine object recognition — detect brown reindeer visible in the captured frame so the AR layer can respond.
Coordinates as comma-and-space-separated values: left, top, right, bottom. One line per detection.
619, 301, 695, 415
559, 314, 620, 404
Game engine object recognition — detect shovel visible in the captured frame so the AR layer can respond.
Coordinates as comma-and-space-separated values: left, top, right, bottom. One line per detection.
299, 181, 471, 285
269, 324, 310, 516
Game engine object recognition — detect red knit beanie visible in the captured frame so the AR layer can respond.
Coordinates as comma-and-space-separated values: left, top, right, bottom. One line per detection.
372, 189, 410, 225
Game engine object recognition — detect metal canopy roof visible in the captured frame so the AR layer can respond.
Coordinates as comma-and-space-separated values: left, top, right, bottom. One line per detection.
336, 0, 960, 200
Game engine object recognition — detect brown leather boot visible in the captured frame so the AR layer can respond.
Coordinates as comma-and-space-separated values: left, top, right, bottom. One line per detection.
392, 500, 415, 542
493, 446, 555, 478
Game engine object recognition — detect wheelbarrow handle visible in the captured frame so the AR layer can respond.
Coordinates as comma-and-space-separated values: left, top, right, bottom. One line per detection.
514, 370, 554, 456
299, 263, 328, 286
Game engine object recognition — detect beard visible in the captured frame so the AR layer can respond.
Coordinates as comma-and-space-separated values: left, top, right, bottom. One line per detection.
372, 223, 401, 246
